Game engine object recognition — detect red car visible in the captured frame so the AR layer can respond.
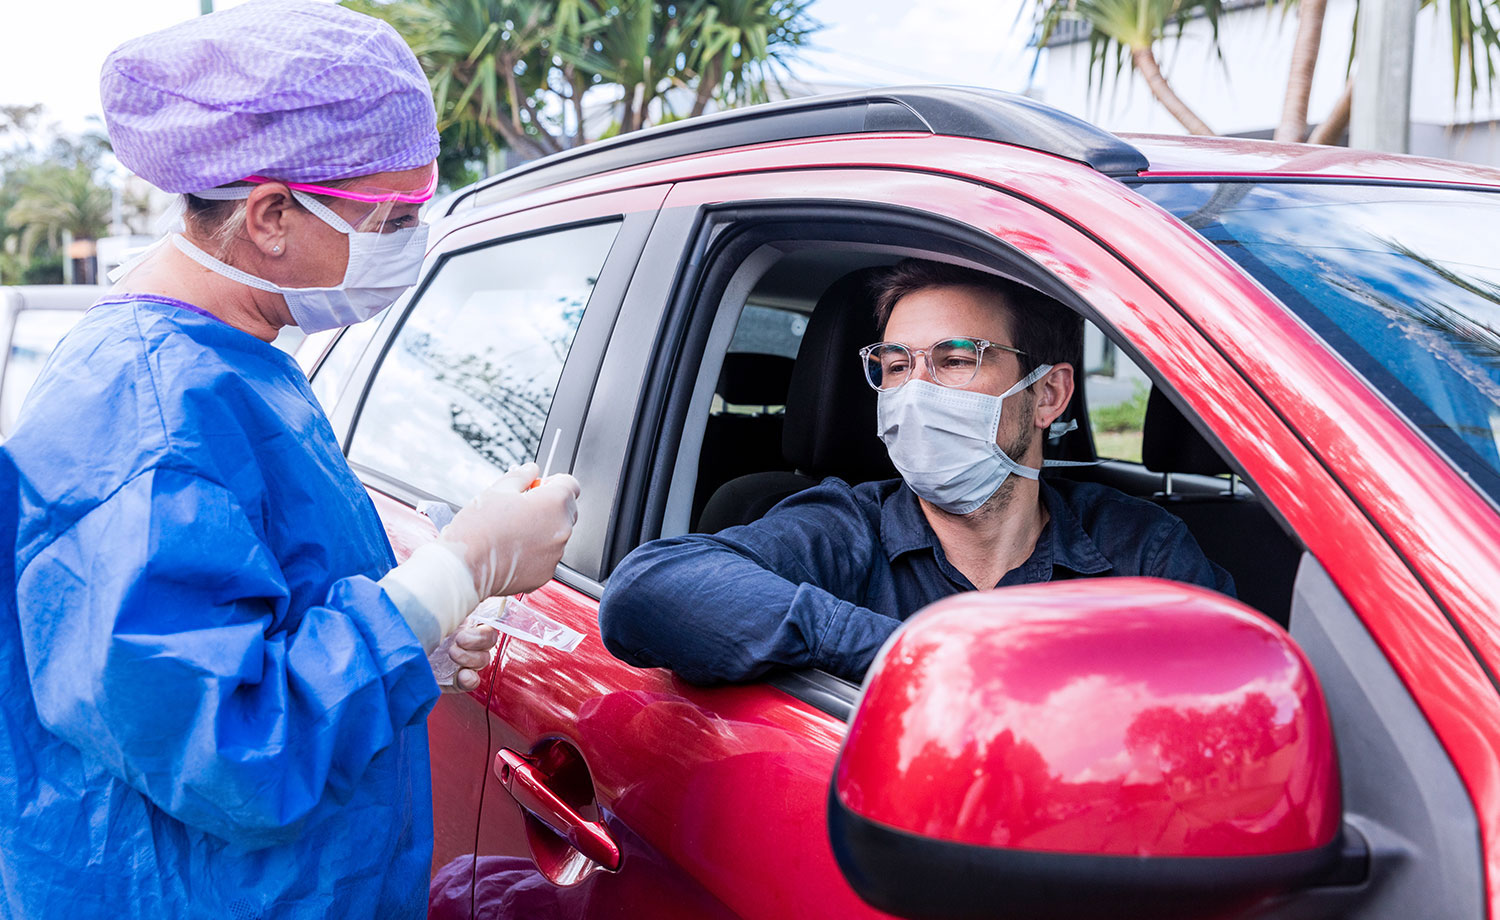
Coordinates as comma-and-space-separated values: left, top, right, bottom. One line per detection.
300, 87, 1500, 918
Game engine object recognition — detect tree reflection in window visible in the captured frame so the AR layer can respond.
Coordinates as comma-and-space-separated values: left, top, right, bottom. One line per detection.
349, 221, 617, 503
403, 292, 587, 471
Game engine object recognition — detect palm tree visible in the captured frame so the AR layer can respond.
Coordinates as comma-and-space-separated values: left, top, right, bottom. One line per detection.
345, 0, 818, 164
1278, 0, 1500, 143
1034, 0, 1225, 135
589, 0, 694, 134
7, 162, 110, 261
1037, 0, 1500, 145
347, 0, 564, 159
681, 0, 820, 117
1275, 0, 1328, 141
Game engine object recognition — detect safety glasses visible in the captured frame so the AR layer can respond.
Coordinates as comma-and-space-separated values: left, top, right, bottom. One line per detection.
859, 336, 1026, 391
242, 162, 438, 234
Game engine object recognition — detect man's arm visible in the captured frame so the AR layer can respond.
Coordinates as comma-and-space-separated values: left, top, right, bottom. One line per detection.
599, 482, 902, 684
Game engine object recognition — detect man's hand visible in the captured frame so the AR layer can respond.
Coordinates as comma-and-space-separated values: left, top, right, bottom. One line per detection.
442, 622, 500, 693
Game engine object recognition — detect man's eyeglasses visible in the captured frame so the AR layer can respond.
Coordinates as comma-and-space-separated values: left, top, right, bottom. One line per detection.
859, 337, 1026, 391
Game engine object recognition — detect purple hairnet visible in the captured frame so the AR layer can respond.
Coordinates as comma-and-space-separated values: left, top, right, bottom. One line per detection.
100, 0, 439, 194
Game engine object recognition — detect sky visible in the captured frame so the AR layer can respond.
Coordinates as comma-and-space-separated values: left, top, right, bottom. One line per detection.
0, 0, 1040, 140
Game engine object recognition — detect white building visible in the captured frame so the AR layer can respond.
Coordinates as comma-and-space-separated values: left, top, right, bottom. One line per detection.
1038, 0, 1500, 165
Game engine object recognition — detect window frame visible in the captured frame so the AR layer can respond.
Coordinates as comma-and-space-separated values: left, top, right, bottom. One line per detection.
332, 203, 663, 578
606, 199, 1131, 573
596, 178, 1303, 719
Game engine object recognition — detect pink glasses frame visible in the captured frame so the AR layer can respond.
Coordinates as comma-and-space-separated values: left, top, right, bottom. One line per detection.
241, 164, 438, 204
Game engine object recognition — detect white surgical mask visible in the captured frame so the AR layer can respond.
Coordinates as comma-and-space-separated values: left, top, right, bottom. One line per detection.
877, 365, 1090, 515
168, 188, 428, 334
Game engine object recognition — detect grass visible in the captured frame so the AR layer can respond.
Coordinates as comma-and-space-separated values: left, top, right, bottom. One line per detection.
1088, 382, 1149, 464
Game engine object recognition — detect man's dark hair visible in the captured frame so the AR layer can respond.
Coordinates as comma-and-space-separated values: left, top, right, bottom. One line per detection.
869, 259, 1083, 376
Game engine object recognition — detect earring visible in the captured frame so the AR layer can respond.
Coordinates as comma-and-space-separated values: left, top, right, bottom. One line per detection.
272, 244, 281, 253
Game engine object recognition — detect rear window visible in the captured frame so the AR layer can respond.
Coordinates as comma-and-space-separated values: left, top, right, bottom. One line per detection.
1136, 181, 1500, 503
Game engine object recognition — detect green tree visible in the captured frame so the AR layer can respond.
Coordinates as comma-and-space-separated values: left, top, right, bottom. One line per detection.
1, 113, 114, 284
7, 161, 112, 263
344, 0, 819, 166
683, 0, 818, 117
1033, 0, 1225, 135
1035, 0, 1500, 144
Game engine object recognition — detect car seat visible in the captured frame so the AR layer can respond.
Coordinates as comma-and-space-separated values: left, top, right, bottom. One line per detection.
697, 269, 896, 532
692, 352, 797, 525
1140, 387, 1300, 625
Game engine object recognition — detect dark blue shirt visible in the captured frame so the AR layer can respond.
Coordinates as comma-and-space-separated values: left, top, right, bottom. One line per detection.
600, 477, 1235, 684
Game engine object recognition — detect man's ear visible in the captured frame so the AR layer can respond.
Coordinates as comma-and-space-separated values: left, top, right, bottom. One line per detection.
1033, 363, 1075, 430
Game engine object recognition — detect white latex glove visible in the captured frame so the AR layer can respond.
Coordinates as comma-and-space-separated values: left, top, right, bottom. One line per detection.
379, 463, 581, 654
441, 463, 581, 598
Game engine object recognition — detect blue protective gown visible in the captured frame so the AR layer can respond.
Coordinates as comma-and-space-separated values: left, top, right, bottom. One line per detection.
0, 296, 440, 918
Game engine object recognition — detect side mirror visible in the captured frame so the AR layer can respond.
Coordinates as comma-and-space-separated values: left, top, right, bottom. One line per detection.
829, 579, 1343, 920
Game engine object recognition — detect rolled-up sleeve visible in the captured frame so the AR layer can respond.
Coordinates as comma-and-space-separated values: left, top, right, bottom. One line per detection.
16, 467, 438, 849
599, 483, 900, 684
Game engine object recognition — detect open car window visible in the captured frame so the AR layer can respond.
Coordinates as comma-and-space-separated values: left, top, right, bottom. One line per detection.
1083, 333, 1149, 463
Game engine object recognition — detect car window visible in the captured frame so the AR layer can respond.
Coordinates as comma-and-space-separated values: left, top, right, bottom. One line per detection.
709, 304, 808, 419
3, 310, 84, 435
348, 220, 620, 502
1138, 181, 1500, 503
1083, 325, 1149, 463
728, 304, 807, 360
307, 320, 381, 415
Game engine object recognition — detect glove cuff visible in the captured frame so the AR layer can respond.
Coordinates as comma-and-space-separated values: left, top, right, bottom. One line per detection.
378, 542, 481, 653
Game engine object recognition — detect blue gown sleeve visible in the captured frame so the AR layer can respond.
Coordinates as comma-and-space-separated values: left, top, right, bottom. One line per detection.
15, 466, 438, 850
599, 483, 901, 684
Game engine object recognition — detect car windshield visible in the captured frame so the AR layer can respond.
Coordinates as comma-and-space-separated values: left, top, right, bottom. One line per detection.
1136, 180, 1500, 504
3, 310, 84, 436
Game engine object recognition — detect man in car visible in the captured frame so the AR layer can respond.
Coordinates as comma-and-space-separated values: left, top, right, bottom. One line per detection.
599, 259, 1233, 684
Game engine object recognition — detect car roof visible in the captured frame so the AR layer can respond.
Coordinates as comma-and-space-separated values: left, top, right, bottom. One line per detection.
443, 85, 1151, 213
1127, 133, 1500, 188
441, 86, 1500, 215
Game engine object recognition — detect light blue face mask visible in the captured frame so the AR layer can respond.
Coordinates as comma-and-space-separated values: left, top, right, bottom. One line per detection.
876, 365, 1088, 515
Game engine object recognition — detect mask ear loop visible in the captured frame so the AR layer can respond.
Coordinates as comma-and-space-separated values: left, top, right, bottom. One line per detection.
288, 191, 356, 235
1010, 365, 1104, 469
193, 185, 355, 235
993, 364, 1103, 474
106, 197, 192, 284
157, 197, 188, 235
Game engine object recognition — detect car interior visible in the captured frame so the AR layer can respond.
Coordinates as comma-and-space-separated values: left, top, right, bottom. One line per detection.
670, 246, 1303, 631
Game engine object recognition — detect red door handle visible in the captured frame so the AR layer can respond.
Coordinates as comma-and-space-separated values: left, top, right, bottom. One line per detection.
494, 748, 621, 870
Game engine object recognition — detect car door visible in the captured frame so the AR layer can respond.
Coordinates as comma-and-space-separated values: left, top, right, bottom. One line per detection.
458, 191, 880, 919
312, 184, 666, 915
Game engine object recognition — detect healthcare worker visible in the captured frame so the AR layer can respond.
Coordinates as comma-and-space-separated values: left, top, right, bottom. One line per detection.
0, 2, 580, 917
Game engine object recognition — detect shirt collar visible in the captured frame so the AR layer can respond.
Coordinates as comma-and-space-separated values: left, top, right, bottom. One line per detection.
881, 478, 1114, 577
1039, 479, 1114, 576
880, 481, 941, 561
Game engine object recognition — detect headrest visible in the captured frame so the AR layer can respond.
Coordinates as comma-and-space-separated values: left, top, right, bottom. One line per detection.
1141, 387, 1230, 476
783, 268, 897, 482
717, 352, 795, 407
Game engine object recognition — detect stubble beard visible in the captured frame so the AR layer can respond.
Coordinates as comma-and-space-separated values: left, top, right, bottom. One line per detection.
932, 392, 1039, 526
967, 424, 1037, 521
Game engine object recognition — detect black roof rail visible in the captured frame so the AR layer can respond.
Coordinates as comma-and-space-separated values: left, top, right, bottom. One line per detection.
445, 85, 1149, 214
